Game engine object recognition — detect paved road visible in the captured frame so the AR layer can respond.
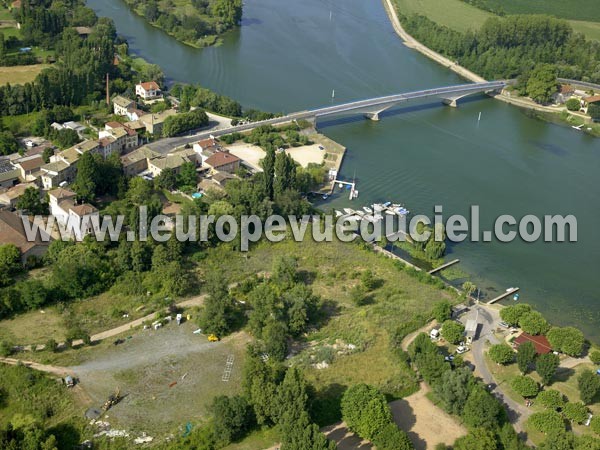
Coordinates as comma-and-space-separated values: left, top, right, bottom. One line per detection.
460, 305, 532, 437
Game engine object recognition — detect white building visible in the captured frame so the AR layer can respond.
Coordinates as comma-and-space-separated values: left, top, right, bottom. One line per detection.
48, 188, 99, 240
136, 81, 162, 101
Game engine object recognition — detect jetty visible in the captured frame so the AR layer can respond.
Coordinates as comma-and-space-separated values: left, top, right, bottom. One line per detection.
487, 287, 520, 305
428, 259, 460, 275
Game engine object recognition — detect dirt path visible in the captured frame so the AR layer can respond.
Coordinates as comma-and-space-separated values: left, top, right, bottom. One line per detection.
401, 320, 437, 352
0, 357, 70, 376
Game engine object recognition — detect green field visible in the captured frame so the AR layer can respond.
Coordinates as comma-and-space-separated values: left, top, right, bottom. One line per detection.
393, 0, 600, 41
471, 0, 600, 22
0, 63, 50, 85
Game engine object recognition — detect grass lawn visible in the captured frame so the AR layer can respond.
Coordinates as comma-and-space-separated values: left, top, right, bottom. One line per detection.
223, 428, 280, 450
0, 63, 50, 85
570, 20, 600, 42
473, 0, 600, 22
0, 308, 66, 344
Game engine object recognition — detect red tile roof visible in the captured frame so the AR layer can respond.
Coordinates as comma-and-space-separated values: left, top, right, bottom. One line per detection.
205, 151, 240, 169
585, 95, 600, 104
139, 81, 160, 91
514, 333, 552, 355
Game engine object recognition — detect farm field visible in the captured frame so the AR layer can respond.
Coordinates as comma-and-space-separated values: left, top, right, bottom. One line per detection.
393, 0, 600, 41
0, 63, 50, 85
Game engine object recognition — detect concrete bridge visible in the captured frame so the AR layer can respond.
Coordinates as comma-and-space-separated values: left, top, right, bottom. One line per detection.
150, 81, 506, 152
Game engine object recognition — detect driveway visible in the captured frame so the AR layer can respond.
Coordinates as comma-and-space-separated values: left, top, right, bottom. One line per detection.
459, 304, 532, 437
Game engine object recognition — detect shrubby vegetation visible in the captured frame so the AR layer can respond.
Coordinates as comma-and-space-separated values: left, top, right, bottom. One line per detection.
162, 108, 209, 137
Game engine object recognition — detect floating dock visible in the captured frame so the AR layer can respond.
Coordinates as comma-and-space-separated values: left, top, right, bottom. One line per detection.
428, 259, 460, 275
487, 287, 520, 304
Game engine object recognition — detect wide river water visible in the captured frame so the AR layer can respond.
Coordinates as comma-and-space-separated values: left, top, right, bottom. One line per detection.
88, 0, 600, 340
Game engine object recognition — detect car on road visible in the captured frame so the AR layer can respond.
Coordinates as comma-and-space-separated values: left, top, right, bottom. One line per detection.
456, 345, 469, 354
499, 321, 509, 328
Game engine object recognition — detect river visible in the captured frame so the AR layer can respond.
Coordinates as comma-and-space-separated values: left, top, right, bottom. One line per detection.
88, 0, 600, 340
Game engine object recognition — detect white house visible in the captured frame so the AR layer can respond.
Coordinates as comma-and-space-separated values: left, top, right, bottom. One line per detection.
113, 95, 135, 116
48, 188, 99, 240
136, 81, 162, 101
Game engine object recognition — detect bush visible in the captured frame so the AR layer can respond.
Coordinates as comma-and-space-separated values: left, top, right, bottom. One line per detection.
500, 303, 532, 326
591, 416, 600, 435
578, 369, 600, 405
432, 300, 452, 323
566, 98, 581, 111
0, 340, 13, 357
563, 402, 588, 424
528, 410, 565, 434
536, 390, 564, 410
511, 375, 539, 398
488, 344, 515, 365
372, 423, 413, 450
590, 350, 600, 365
441, 320, 465, 345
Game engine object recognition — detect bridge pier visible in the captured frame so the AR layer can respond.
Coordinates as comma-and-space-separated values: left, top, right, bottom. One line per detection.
442, 98, 458, 108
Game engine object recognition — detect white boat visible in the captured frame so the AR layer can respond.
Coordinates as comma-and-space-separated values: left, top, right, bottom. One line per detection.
373, 213, 383, 221
335, 210, 343, 217
363, 206, 373, 214
363, 214, 375, 222
373, 204, 384, 212
353, 190, 359, 198
343, 208, 355, 215
355, 210, 365, 217
385, 210, 396, 215
338, 182, 343, 188
345, 215, 362, 222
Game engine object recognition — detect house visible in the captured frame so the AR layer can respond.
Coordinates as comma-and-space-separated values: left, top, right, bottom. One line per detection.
0, 159, 20, 189
451, 303, 469, 318
139, 109, 177, 135
120, 146, 159, 176
61, 121, 87, 138
136, 81, 162, 101
48, 188, 99, 240
204, 151, 241, 174
113, 95, 135, 116
40, 160, 72, 189
0, 210, 51, 264
101, 123, 139, 152
583, 95, 600, 115
464, 319, 479, 345
147, 148, 199, 177
14, 155, 44, 182
0, 183, 38, 209
552, 85, 575, 104
211, 171, 235, 187
513, 332, 552, 355
194, 138, 220, 154
126, 107, 146, 122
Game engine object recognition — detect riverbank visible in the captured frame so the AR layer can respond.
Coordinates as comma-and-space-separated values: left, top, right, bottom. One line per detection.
119, 0, 232, 48
382, 0, 600, 137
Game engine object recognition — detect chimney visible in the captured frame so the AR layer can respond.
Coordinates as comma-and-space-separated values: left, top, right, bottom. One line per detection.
106, 73, 110, 105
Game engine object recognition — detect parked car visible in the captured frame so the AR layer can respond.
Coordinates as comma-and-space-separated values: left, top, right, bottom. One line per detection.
456, 345, 469, 354
499, 321, 509, 328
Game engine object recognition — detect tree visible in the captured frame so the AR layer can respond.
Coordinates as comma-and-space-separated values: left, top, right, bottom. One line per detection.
526, 64, 558, 104
536, 353, 560, 385
372, 423, 413, 450
0, 244, 22, 286
211, 0, 243, 29
414, 351, 450, 385
0, 130, 18, 155
177, 162, 198, 190
432, 300, 452, 323
578, 369, 600, 405
462, 386, 502, 429
488, 344, 515, 365
433, 367, 475, 415
16, 187, 49, 215
500, 303, 532, 326
155, 168, 177, 190
536, 390, 565, 411
547, 327, 585, 357
211, 395, 253, 445
441, 320, 464, 345
519, 311, 550, 335
563, 402, 588, 424
453, 428, 497, 450
262, 317, 288, 362
528, 410, 565, 434
72, 151, 97, 203
407, 332, 437, 360
517, 341, 537, 373
589, 102, 600, 121
566, 98, 581, 111
199, 273, 235, 337
341, 384, 392, 441
360, 269, 377, 291
261, 147, 275, 199
511, 375, 539, 398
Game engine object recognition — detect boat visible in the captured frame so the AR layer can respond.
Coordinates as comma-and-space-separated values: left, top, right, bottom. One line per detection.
335, 210, 343, 217
363, 206, 373, 214
383, 201, 392, 207
373, 204, 384, 212
506, 287, 515, 292
363, 214, 375, 222
352, 190, 359, 198
343, 208, 355, 215
322, 194, 329, 200
513, 293, 520, 301
385, 210, 396, 215
373, 213, 383, 221
355, 210, 365, 217
338, 182, 343, 188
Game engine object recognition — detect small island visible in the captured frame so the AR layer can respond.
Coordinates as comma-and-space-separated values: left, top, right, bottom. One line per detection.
122, 0, 243, 48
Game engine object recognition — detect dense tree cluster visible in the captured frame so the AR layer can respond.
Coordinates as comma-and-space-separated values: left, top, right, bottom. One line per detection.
162, 108, 209, 137
401, 14, 600, 85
